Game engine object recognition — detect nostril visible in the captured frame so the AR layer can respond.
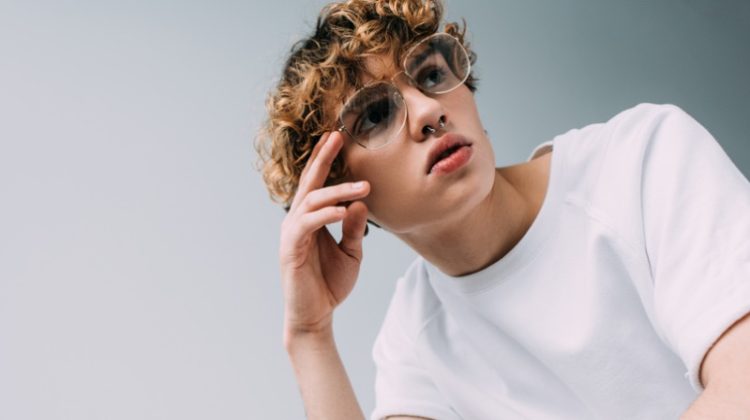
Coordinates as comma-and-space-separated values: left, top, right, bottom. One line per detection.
421, 116, 446, 136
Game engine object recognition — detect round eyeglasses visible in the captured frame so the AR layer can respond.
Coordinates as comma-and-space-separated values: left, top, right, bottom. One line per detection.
336, 32, 471, 150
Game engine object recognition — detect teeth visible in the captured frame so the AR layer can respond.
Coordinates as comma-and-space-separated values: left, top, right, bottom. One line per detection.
438, 145, 460, 160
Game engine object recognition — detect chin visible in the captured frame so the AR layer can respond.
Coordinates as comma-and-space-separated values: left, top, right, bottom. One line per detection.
367, 151, 495, 234
417, 170, 495, 232
452, 169, 494, 213
446, 152, 496, 215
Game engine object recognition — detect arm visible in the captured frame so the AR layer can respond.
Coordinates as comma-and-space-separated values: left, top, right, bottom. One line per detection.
630, 104, 750, 418
278, 131, 370, 419
682, 312, 750, 419
286, 327, 364, 420
280, 133, 436, 420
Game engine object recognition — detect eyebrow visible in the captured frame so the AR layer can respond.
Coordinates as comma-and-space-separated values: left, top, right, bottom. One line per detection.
408, 48, 439, 71
340, 48, 439, 105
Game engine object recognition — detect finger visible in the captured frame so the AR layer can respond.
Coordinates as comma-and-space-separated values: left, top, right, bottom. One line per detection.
287, 205, 347, 246
298, 132, 331, 183
339, 201, 369, 261
294, 131, 343, 208
300, 181, 370, 214
290, 132, 332, 214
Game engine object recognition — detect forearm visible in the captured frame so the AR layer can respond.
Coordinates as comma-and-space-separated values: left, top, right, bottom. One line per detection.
682, 384, 750, 420
682, 313, 750, 419
285, 327, 365, 420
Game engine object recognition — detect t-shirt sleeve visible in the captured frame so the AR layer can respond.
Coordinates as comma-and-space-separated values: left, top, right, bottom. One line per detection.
639, 104, 750, 392
370, 282, 460, 420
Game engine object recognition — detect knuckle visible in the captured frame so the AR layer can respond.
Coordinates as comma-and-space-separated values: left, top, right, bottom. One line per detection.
280, 223, 295, 242
289, 191, 303, 207
302, 192, 316, 209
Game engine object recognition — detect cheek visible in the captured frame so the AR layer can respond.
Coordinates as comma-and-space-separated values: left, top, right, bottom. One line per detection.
343, 146, 420, 214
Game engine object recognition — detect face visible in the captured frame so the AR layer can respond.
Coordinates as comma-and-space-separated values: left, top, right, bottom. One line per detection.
336, 45, 496, 235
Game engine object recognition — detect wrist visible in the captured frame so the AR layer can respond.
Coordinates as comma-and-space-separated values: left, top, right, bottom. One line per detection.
283, 322, 334, 354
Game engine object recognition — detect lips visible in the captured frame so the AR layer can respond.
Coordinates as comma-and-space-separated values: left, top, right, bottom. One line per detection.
426, 133, 473, 174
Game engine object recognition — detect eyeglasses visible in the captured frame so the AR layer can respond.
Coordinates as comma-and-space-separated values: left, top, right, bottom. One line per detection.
336, 33, 471, 150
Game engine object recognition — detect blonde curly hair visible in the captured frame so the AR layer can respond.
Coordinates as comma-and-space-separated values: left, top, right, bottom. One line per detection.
256, 0, 477, 208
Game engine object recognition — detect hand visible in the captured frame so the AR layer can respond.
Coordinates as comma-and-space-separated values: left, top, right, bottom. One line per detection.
279, 131, 370, 345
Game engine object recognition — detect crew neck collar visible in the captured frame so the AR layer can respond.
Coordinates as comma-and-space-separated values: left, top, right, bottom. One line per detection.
425, 136, 565, 295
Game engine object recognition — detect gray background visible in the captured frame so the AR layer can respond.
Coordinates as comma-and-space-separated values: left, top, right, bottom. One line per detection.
1, 0, 748, 419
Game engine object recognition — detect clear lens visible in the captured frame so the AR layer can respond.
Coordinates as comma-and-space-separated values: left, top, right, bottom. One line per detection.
404, 33, 470, 94
339, 82, 406, 150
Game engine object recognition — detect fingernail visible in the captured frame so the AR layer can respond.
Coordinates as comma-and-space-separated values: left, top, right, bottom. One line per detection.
352, 181, 365, 190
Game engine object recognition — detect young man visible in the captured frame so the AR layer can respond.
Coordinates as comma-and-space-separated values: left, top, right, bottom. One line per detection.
256, 1, 750, 419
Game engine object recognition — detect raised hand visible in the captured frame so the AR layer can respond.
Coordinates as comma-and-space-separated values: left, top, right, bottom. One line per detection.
279, 131, 371, 343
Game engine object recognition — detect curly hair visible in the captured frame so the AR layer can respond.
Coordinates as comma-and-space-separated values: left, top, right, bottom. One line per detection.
255, 0, 478, 208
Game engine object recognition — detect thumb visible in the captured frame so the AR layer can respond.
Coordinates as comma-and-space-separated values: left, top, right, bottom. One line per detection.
339, 201, 368, 260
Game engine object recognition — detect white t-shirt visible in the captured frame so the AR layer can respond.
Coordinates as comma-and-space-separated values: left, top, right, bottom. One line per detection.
370, 103, 750, 420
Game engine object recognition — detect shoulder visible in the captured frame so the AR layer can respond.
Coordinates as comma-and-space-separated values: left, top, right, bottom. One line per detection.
545, 103, 705, 246
556, 102, 693, 154
602, 102, 705, 156
370, 259, 459, 420
555, 103, 692, 169
555, 102, 705, 188
609, 102, 688, 128
377, 257, 444, 340
593, 102, 718, 190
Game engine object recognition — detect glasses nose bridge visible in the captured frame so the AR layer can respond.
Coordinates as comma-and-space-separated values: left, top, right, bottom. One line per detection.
395, 84, 445, 143
390, 70, 419, 91
391, 70, 433, 115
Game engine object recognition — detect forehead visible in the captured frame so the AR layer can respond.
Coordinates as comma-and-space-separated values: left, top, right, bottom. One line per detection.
359, 55, 401, 84
328, 54, 401, 118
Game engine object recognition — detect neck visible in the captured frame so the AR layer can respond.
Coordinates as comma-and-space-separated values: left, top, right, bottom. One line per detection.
396, 155, 550, 277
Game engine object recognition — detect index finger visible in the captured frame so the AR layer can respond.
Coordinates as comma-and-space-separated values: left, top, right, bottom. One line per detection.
298, 131, 331, 182
291, 131, 344, 213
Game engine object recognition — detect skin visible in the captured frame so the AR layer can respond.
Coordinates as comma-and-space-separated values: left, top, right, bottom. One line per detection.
681, 311, 750, 419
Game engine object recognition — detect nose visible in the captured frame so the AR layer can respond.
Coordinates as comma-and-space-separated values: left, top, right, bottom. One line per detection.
398, 82, 446, 142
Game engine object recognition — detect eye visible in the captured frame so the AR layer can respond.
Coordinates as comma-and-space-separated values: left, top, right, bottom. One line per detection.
353, 98, 392, 136
417, 65, 447, 90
